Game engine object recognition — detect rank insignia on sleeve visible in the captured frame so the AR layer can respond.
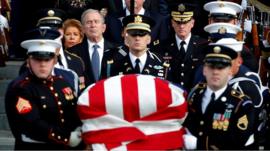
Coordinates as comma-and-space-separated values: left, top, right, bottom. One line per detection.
62, 87, 74, 100
16, 97, 32, 114
237, 115, 248, 130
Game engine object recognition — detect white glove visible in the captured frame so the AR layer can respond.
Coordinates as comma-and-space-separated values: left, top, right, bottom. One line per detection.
244, 19, 252, 33
69, 127, 82, 147
183, 134, 197, 150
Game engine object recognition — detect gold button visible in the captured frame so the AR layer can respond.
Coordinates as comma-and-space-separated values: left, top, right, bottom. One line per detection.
58, 101, 62, 105
50, 87, 54, 90
61, 119, 65, 123
60, 110, 63, 114
51, 133, 55, 136
199, 132, 203, 136
58, 136, 61, 139
42, 105, 47, 109
55, 93, 58, 97
200, 121, 204, 125
64, 138, 68, 142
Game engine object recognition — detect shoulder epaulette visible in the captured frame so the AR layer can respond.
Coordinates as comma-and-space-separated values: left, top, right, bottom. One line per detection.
231, 89, 250, 101
187, 82, 206, 102
64, 50, 85, 70
118, 47, 127, 57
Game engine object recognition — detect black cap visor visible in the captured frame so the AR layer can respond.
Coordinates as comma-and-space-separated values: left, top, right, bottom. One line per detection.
29, 52, 55, 60
127, 29, 150, 37
205, 57, 231, 69
210, 13, 236, 22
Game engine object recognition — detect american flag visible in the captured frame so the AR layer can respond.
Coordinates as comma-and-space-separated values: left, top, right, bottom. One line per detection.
77, 74, 187, 150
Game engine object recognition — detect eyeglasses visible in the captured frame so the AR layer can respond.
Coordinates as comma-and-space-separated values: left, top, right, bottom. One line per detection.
127, 30, 149, 37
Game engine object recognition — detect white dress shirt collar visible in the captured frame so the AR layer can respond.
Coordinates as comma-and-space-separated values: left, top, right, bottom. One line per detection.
126, 8, 145, 16
129, 52, 147, 72
175, 33, 192, 52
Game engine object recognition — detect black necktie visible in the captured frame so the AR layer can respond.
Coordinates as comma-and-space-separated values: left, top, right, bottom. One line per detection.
211, 92, 215, 102
202, 92, 215, 113
179, 41, 186, 59
135, 58, 140, 73
92, 44, 100, 81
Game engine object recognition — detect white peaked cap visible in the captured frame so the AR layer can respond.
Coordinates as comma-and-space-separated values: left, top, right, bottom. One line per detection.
204, 1, 242, 16
204, 23, 242, 34
210, 38, 244, 52
21, 39, 61, 54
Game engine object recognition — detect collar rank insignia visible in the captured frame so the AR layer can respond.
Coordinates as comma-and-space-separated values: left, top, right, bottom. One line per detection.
16, 97, 32, 114
62, 87, 74, 100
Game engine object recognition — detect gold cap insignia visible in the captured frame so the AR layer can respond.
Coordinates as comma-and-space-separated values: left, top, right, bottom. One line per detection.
178, 4, 186, 12
39, 40, 46, 46
134, 15, 142, 23
213, 46, 221, 53
237, 115, 248, 130
47, 10, 55, 17
218, 27, 227, 34
219, 3, 225, 8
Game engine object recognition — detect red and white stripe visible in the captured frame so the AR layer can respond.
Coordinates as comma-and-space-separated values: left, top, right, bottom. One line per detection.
77, 74, 187, 150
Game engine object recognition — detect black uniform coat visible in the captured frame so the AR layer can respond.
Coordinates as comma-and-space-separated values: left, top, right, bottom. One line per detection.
158, 34, 207, 92
184, 83, 255, 150
5, 71, 81, 150
68, 37, 117, 87
63, 49, 85, 78
101, 46, 168, 79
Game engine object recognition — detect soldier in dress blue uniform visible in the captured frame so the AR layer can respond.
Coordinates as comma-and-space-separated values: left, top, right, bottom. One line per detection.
5, 30, 83, 150
183, 45, 256, 150
101, 14, 169, 79
156, 3, 208, 92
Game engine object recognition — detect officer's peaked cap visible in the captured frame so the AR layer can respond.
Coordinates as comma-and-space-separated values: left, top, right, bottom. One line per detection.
204, 45, 237, 68
204, 1, 242, 19
170, 3, 195, 23
37, 8, 66, 28
21, 27, 61, 59
122, 14, 155, 33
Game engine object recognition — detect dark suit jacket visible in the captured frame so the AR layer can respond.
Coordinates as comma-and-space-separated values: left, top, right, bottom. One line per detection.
104, 9, 170, 44
68, 37, 117, 87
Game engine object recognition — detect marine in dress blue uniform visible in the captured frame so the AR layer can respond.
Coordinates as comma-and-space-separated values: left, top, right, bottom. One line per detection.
183, 45, 256, 150
5, 30, 83, 150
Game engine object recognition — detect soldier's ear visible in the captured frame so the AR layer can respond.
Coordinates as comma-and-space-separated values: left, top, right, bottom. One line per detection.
146, 35, 151, 45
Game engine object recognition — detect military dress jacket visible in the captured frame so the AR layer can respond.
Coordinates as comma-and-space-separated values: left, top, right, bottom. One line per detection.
63, 49, 85, 78
101, 46, 169, 79
158, 35, 207, 92
184, 83, 256, 150
5, 71, 81, 150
